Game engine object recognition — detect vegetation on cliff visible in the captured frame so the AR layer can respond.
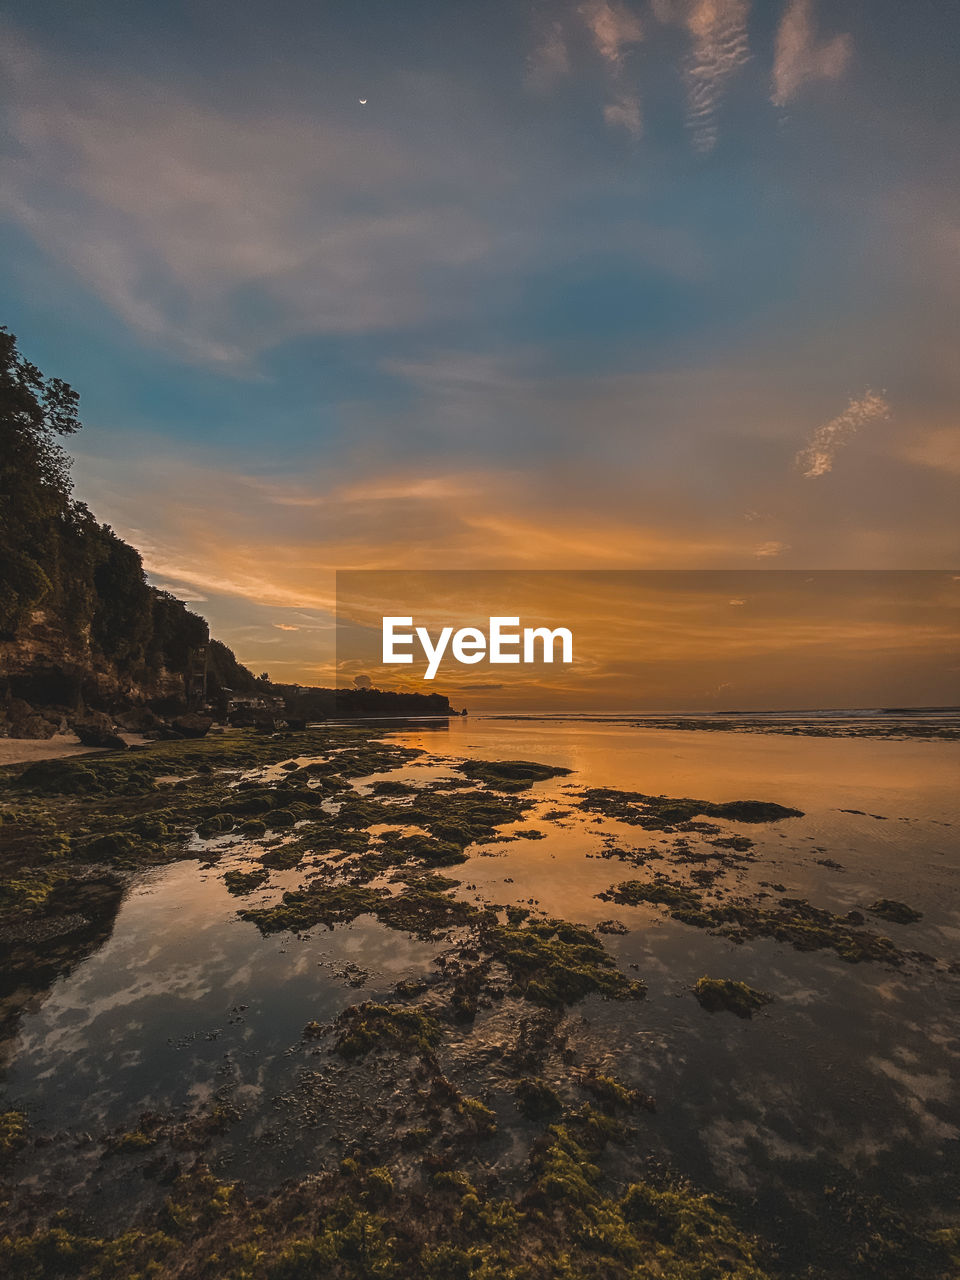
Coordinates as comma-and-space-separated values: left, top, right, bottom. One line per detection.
0, 328, 450, 723
0, 326, 256, 709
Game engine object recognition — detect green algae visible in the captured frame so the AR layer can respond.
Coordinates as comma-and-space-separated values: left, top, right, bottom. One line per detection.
822, 1185, 960, 1279
453, 759, 572, 792
456, 1095, 497, 1138
394, 978, 429, 999
195, 812, 235, 838
363, 1165, 395, 1205
264, 808, 297, 829
527, 1109, 771, 1276
868, 898, 923, 924
514, 1077, 563, 1118
0, 1108, 28, 1159
376, 884, 477, 939
400, 787, 532, 845
238, 875, 475, 941
376, 833, 468, 867
108, 1118, 162, 1153
693, 977, 774, 1019
223, 867, 270, 895
369, 779, 417, 796
575, 1071, 655, 1113
11, 1111, 955, 1280
577, 786, 803, 829
485, 917, 645, 1007
240, 882, 384, 933
0, 867, 66, 913
332, 1001, 442, 1059
258, 843, 307, 870
601, 876, 917, 965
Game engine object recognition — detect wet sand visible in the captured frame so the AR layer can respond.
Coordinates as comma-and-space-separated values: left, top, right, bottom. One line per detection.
0, 732, 153, 766
0, 734, 94, 766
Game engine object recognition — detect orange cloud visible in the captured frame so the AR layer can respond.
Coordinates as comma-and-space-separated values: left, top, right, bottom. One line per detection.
772, 0, 851, 107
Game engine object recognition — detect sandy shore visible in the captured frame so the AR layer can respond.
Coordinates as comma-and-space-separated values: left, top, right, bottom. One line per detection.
0, 733, 149, 766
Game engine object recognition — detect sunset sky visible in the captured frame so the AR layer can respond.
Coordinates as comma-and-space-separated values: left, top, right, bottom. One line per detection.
336, 570, 959, 711
1, 1, 958, 691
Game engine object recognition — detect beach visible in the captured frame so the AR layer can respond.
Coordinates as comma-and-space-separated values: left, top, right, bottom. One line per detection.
1, 715, 958, 1276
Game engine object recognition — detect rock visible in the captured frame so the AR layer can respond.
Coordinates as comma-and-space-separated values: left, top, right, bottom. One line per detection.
5, 696, 35, 721
868, 898, 923, 925
0, 698, 60, 739
170, 712, 214, 739
693, 977, 774, 1018
115, 706, 163, 733
72, 712, 127, 750
16, 715, 59, 740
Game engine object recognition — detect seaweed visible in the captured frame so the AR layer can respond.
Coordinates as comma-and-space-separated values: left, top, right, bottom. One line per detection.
693, 977, 774, 1018
514, 1077, 563, 1118
577, 786, 802, 829
223, 867, 270, 895
601, 876, 918, 965
240, 882, 384, 933
0, 1108, 28, 1159
485, 917, 645, 1007
574, 1071, 655, 1112
453, 759, 572, 792
401, 788, 532, 845
332, 1002, 442, 1059
868, 899, 923, 924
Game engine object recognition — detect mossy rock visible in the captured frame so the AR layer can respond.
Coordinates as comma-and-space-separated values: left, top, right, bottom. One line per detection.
454, 759, 572, 792
694, 977, 774, 1018
579, 786, 802, 829
489, 917, 645, 1007
223, 868, 269, 895
515, 1077, 563, 1119
0, 1109, 28, 1158
868, 898, 923, 924
265, 809, 297, 829
333, 1002, 442, 1058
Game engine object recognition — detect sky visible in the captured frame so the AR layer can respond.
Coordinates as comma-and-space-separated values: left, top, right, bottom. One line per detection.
336, 570, 959, 711
1, 0, 958, 697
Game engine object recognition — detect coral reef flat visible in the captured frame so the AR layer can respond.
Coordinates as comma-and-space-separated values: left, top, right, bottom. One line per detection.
1, 718, 958, 1278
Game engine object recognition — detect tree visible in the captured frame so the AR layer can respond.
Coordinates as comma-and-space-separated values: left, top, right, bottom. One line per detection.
0, 327, 81, 634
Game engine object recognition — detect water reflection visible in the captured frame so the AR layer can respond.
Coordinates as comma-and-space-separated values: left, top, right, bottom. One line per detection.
2, 719, 959, 1238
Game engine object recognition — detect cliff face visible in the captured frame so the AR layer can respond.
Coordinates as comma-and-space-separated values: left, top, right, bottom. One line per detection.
1, 328, 452, 735
0, 601, 215, 740
0, 327, 260, 736
0, 607, 191, 711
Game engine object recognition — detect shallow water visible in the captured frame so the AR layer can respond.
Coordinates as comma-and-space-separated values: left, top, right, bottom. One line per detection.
3, 718, 959, 1248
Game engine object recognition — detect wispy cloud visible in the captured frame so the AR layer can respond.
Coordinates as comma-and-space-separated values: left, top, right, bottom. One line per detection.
603, 93, 644, 138
795, 391, 891, 478
579, 0, 643, 66
526, 21, 570, 91
772, 0, 851, 107
0, 32, 502, 367
753, 540, 788, 558
653, 0, 751, 152
575, 1, 645, 137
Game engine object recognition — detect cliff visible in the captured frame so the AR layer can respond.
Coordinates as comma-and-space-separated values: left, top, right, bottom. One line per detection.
0, 327, 453, 736
0, 326, 257, 736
